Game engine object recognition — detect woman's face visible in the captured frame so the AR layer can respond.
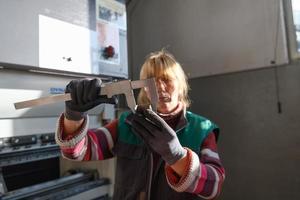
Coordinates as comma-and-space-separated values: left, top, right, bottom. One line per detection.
152, 77, 180, 114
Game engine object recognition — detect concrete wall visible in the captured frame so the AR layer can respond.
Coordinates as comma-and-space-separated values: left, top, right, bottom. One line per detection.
189, 63, 300, 199
128, 0, 288, 79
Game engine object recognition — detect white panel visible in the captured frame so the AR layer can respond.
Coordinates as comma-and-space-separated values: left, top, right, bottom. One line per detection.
0, 0, 128, 78
0, 69, 105, 119
0, 89, 44, 118
0, 115, 102, 137
39, 15, 96, 74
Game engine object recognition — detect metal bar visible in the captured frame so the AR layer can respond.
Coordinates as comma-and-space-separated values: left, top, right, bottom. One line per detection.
146, 79, 158, 112
14, 78, 158, 111
131, 78, 158, 111
14, 93, 71, 110
130, 79, 148, 89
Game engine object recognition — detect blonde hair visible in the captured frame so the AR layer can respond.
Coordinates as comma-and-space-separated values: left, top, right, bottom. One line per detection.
137, 49, 191, 108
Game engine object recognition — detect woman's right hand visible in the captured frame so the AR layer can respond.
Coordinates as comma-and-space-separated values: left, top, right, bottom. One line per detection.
64, 78, 117, 121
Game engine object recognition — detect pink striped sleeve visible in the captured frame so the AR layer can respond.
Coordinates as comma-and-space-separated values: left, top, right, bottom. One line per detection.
55, 113, 118, 161
165, 133, 225, 199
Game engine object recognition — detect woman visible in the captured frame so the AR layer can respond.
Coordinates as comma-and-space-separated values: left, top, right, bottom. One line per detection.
55, 50, 225, 200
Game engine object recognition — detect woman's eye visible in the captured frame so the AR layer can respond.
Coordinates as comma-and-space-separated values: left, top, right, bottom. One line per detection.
162, 77, 171, 82
156, 77, 174, 85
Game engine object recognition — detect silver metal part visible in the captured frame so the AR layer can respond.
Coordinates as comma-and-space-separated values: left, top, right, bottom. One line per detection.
14, 78, 158, 112
14, 94, 72, 110
131, 78, 158, 112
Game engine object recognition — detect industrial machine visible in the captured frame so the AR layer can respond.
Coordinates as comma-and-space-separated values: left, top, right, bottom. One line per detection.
0, 69, 113, 200
0, 1, 129, 199
0, 133, 110, 200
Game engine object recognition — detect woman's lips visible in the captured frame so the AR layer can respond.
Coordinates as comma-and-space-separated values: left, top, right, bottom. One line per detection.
159, 94, 171, 102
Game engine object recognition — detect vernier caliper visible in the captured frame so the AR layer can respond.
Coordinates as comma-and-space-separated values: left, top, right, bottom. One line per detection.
14, 78, 158, 112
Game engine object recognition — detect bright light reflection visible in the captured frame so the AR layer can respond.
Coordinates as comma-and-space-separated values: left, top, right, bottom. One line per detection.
292, 0, 300, 11
39, 15, 95, 74
0, 89, 43, 118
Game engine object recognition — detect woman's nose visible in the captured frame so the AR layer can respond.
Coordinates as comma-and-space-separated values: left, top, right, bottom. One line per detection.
156, 79, 166, 91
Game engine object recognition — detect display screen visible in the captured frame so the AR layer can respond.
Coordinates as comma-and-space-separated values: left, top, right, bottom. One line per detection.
0, 0, 128, 78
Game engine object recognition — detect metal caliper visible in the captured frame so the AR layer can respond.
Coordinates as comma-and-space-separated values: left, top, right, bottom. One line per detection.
14, 78, 158, 112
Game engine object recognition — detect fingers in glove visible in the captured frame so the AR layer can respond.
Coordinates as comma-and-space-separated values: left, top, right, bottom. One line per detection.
76, 80, 85, 106
67, 80, 78, 105
132, 113, 161, 135
136, 107, 165, 131
88, 78, 101, 102
133, 112, 160, 131
146, 110, 164, 128
82, 79, 91, 104
131, 115, 155, 137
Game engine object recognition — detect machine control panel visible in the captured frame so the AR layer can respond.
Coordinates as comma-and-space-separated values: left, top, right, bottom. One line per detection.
0, 133, 59, 167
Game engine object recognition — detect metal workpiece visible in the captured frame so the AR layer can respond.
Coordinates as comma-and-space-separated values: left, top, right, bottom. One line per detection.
14, 78, 158, 112
14, 94, 72, 110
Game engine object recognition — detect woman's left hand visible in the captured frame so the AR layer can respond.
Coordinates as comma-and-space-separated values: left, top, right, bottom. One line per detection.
131, 106, 187, 165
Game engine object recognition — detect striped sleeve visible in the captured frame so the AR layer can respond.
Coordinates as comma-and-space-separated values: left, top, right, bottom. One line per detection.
55, 113, 118, 161
165, 133, 225, 199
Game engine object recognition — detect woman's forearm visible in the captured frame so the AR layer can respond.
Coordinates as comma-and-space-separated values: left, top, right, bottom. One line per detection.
63, 117, 84, 136
170, 154, 189, 176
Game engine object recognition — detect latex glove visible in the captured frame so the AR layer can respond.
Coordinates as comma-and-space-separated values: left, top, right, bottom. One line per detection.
131, 107, 187, 165
65, 78, 117, 121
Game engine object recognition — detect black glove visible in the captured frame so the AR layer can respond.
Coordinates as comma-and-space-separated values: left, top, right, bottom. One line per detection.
65, 78, 117, 121
131, 107, 187, 165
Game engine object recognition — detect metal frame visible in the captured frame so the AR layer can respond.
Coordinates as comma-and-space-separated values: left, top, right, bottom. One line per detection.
283, 0, 300, 60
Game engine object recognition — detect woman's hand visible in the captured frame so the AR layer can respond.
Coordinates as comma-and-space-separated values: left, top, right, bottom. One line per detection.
65, 78, 117, 121
131, 106, 187, 165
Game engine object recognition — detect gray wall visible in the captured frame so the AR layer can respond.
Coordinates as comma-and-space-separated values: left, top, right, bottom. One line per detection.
128, 0, 288, 79
127, 0, 300, 199
189, 63, 300, 199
